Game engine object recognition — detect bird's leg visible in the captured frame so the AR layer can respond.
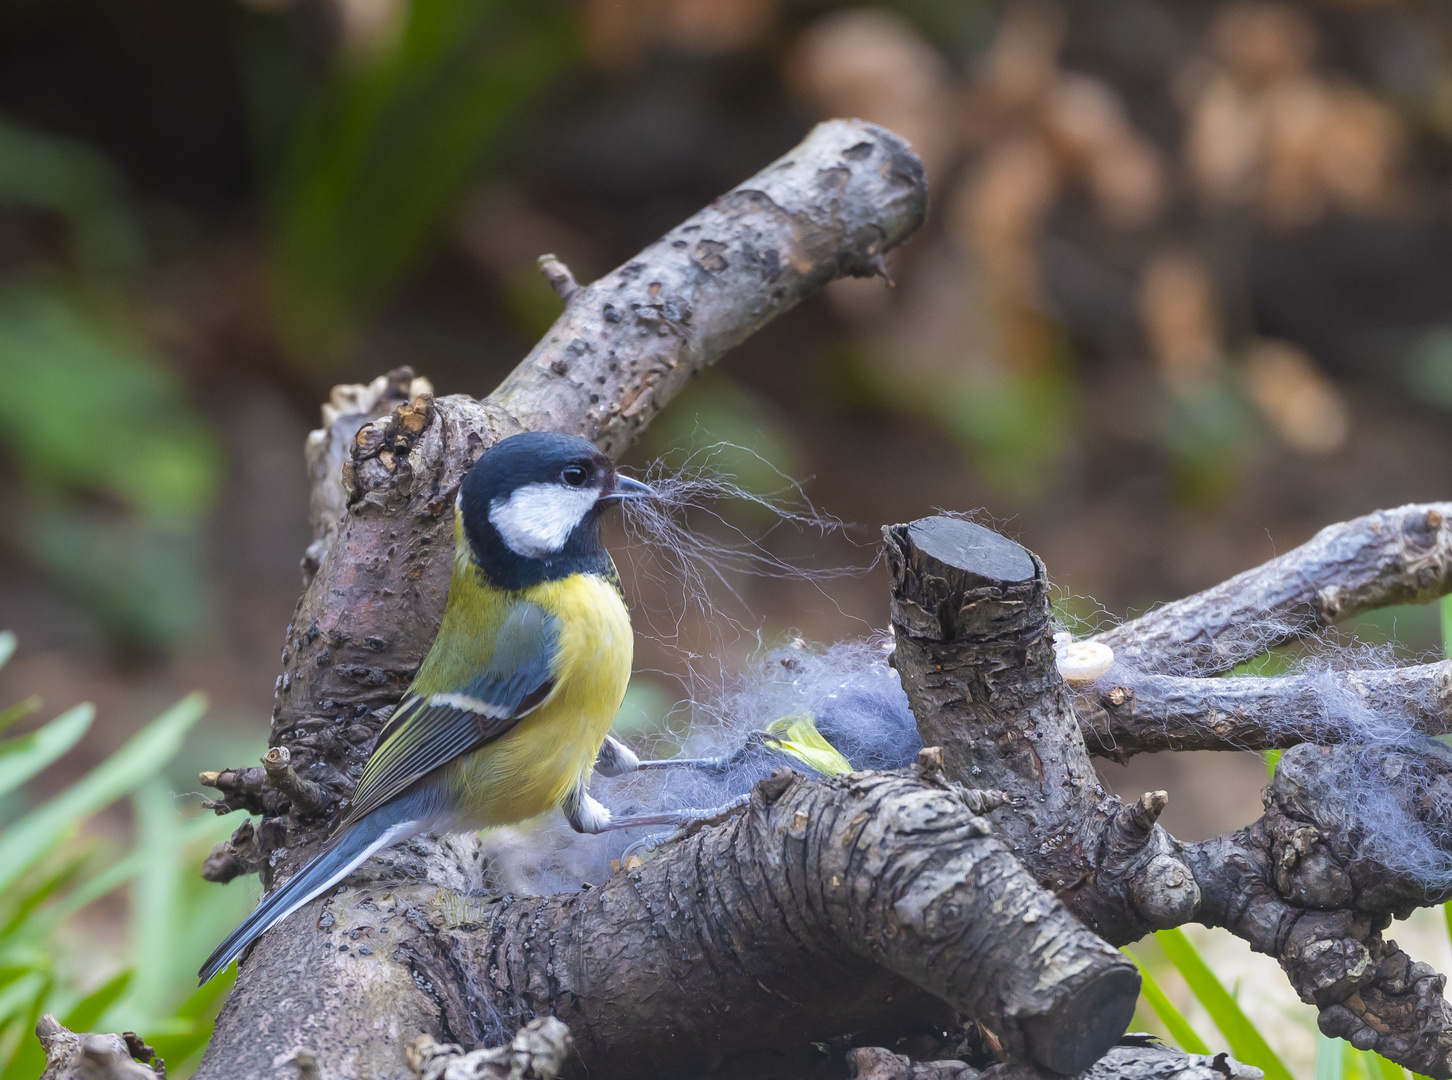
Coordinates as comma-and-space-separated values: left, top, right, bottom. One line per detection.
592, 732, 768, 777
618, 795, 754, 859
562, 785, 751, 842
591, 735, 640, 777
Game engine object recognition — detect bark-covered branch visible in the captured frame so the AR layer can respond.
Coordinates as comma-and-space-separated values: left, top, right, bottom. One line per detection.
979, 1041, 1265, 1080
208, 770, 1136, 1078
1077, 660, 1452, 760
883, 518, 1172, 944
1094, 504, 1452, 677
406, 1017, 572, 1080
885, 515, 1452, 1077
262, 119, 930, 876
489, 120, 925, 457
38, 1017, 162, 1080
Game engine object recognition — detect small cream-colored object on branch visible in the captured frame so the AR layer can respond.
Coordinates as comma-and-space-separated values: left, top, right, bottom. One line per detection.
1054, 635, 1115, 684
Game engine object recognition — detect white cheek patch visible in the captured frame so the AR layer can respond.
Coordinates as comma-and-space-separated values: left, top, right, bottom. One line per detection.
489, 482, 600, 558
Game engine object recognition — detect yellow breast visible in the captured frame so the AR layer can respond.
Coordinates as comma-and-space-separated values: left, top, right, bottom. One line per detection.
444, 571, 633, 828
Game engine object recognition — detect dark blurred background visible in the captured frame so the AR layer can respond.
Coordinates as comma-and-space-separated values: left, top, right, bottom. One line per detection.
4, 0, 1452, 847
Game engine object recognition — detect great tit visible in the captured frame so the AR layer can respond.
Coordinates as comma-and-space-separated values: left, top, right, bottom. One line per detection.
200, 431, 654, 982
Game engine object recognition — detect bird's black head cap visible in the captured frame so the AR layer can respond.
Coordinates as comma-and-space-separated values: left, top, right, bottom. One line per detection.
458, 432, 628, 590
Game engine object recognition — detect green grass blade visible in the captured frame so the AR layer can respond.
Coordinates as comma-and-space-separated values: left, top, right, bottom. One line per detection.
0, 972, 45, 1029
0, 704, 93, 799
1315, 1030, 1345, 1080
0, 633, 14, 671
1441, 595, 1452, 660
0, 699, 39, 737
128, 781, 182, 1021
1156, 928, 1294, 1080
1366, 1051, 1406, 1080
146, 970, 237, 1074
172, 966, 235, 1024
61, 969, 132, 1033
0, 694, 206, 895
1124, 948, 1211, 1054
0, 974, 52, 1080
0, 967, 45, 1017
0, 848, 92, 941
38, 813, 224, 930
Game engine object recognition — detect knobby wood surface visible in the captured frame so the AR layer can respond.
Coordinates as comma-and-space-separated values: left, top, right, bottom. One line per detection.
886, 514, 1452, 1077
201, 769, 1137, 1080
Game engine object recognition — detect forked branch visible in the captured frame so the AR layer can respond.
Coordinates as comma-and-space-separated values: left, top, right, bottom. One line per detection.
1094, 504, 1452, 677
886, 514, 1452, 1077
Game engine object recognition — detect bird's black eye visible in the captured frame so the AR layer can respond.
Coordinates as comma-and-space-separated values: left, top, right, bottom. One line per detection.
561, 463, 589, 487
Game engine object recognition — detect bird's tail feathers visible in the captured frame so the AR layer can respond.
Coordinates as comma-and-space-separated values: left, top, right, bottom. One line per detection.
198, 794, 430, 983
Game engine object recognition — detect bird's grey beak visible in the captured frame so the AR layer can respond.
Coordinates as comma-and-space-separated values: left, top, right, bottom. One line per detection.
599, 475, 656, 504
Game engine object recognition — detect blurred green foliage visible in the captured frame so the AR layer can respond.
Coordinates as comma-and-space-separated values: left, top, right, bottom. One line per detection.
1163, 380, 1255, 509
1406, 331, 1452, 410
0, 119, 222, 651
0, 632, 252, 1078
827, 335, 1078, 498
0, 287, 217, 520
0, 0, 576, 649
0, 121, 143, 279
500, 266, 573, 341
936, 366, 1075, 496
268, 0, 576, 358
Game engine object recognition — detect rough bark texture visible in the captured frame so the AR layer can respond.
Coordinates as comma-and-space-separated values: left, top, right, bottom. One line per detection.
405, 1017, 572, 1080
884, 514, 1452, 1078
845, 1039, 1266, 1080
202, 770, 1135, 1080
1077, 660, 1452, 760
37, 1018, 162, 1080
1180, 744, 1452, 1071
883, 518, 1192, 947
980, 1040, 1265, 1080
1094, 503, 1452, 677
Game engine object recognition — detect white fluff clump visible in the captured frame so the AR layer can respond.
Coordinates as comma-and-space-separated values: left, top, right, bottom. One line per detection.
1278, 643, 1452, 892
1098, 628, 1452, 893
1343, 742, 1452, 895
478, 636, 921, 895
1274, 738, 1452, 899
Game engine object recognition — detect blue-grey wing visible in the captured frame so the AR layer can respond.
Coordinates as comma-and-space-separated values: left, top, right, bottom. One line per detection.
333, 602, 558, 833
